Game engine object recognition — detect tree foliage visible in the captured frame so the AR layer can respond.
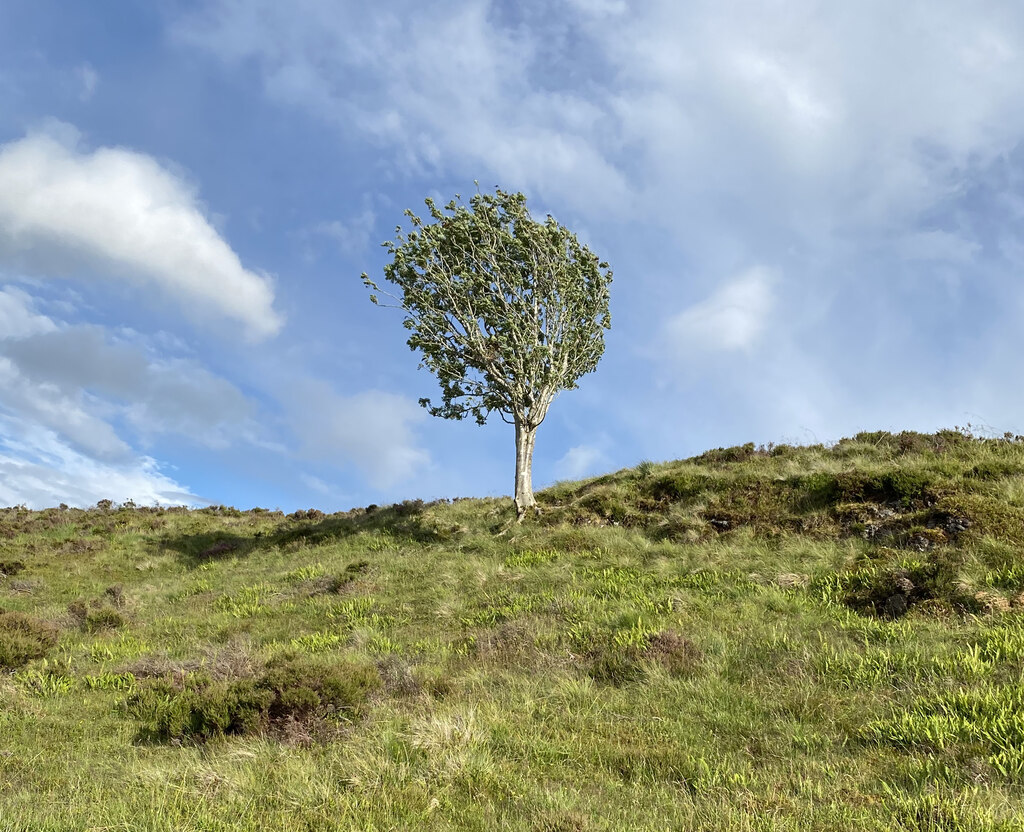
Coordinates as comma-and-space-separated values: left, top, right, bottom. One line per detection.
362, 188, 612, 434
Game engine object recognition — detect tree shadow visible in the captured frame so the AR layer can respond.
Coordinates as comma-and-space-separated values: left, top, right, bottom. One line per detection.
160, 500, 445, 568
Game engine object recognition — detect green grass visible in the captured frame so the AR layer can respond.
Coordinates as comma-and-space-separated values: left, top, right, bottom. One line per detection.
2, 429, 1024, 829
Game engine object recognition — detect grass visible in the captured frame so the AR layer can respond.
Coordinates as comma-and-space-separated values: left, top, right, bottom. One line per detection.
1, 428, 1024, 829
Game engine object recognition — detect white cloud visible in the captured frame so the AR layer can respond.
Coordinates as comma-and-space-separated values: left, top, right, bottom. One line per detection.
0, 286, 57, 339
286, 382, 429, 489
3, 328, 253, 443
310, 207, 377, 256
173, 0, 633, 216
0, 284, 261, 507
0, 416, 196, 509
606, 3, 1024, 243
174, 2, 1024, 228
730, 50, 834, 133
299, 473, 349, 504
0, 292, 256, 449
554, 443, 609, 480
0, 355, 133, 461
171, 1, 1024, 290
664, 267, 775, 354
75, 63, 98, 102
0, 127, 281, 339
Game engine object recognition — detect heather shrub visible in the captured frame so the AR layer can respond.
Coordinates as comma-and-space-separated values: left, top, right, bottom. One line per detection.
68, 599, 128, 632
127, 654, 380, 742
0, 611, 59, 668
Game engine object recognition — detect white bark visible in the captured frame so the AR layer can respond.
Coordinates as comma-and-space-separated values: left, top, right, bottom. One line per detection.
513, 420, 538, 520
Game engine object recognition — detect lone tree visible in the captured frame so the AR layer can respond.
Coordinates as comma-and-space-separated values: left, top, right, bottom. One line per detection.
362, 188, 612, 519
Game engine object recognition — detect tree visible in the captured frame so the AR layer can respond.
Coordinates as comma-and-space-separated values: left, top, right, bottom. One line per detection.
362, 188, 612, 519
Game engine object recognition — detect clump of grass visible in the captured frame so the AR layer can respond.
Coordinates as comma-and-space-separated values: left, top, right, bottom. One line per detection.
579, 619, 673, 686
83, 671, 137, 692
87, 607, 127, 632
504, 549, 559, 568
17, 659, 75, 696
126, 653, 380, 742
635, 459, 656, 479
885, 789, 1019, 832
375, 655, 421, 697
288, 630, 347, 653
214, 583, 274, 618
0, 611, 59, 668
582, 641, 645, 686
281, 562, 325, 583
317, 559, 371, 594
90, 633, 150, 664
863, 685, 1024, 783
644, 629, 703, 677
68, 599, 128, 632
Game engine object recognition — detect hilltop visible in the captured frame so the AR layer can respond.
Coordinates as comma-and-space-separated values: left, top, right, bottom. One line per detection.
2, 429, 1024, 830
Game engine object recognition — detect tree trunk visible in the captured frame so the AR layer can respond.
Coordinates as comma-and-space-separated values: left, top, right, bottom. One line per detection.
513, 420, 538, 520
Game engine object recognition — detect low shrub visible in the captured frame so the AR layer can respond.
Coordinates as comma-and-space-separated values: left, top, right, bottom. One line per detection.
695, 443, 762, 465
646, 471, 716, 504
644, 630, 703, 677
966, 460, 1020, 481
312, 560, 371, 595
834, 470, 937, 507
840, 549, 967, 618
290, 508, 325, 521
85, 607, 127, 632
129, 676, 271, 740
126, 653, 380, 742
577, 487, 641, 526
933, 494, 1024, 546
68, 600, 128, 632
0, 611, 59, 668
587, 643, 645, 686
583, 625, 697, 685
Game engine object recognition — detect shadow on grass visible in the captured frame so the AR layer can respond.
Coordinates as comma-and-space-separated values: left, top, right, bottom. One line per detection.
161, 500, 444, 567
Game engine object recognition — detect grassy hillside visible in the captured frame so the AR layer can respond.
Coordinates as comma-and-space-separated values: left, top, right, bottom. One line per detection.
3, 429, 1024, 830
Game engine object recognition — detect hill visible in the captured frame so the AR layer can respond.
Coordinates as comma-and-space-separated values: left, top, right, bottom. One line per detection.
2, 429, 1024, 830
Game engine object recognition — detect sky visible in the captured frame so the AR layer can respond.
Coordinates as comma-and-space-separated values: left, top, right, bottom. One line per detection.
2, 1, 1024, 510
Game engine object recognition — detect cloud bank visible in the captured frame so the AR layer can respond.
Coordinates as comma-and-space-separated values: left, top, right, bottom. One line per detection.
0, 286, 263, 507
0, 127, 281, 339
0, 415, 195, 509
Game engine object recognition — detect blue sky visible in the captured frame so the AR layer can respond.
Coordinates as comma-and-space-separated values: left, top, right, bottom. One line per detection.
2, 1, 1024, 510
